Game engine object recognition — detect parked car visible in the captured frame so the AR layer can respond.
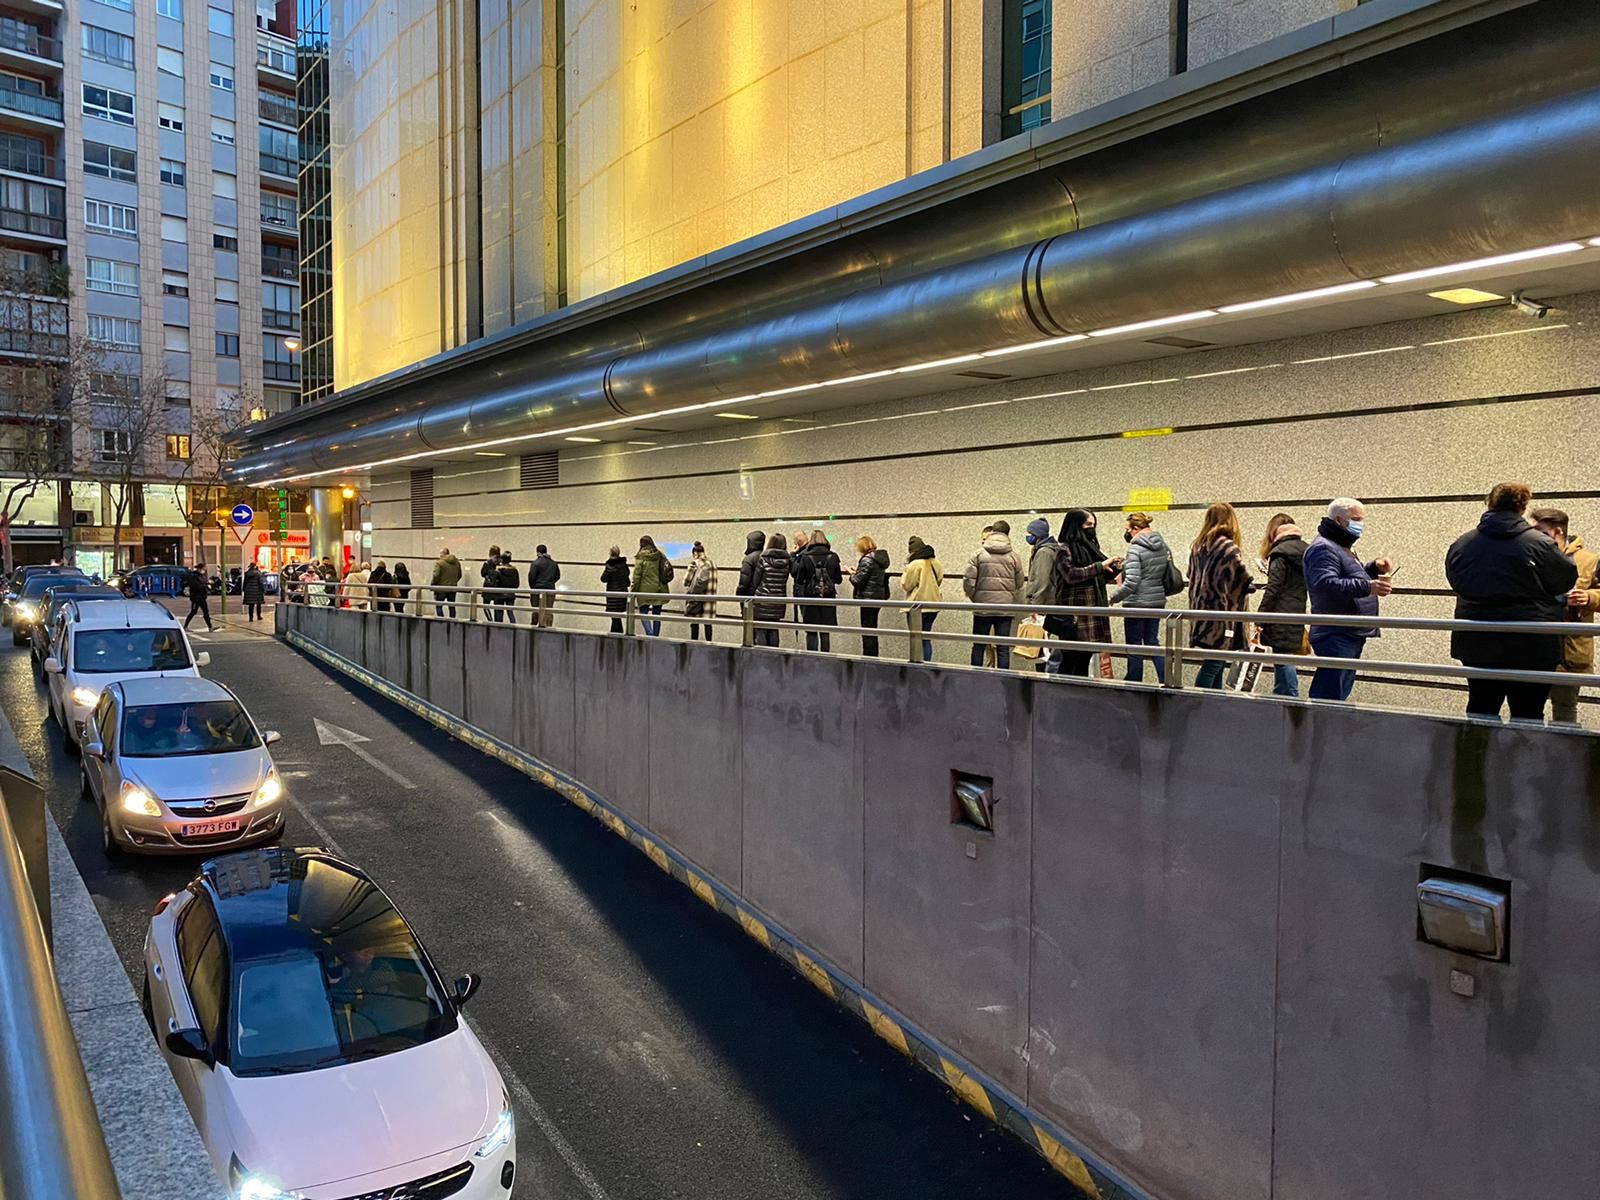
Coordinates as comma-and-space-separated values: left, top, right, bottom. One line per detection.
28, 583, 121, 666
44, 599, 209, 753
80, 677, 284, 857
4, 566, 86, 626
9, 571, 92, 645
143, 847, 515, 1199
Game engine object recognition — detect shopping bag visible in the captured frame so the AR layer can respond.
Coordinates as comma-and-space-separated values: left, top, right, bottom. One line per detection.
1014, 617, 1046, 661
1227, 643, 1270, 693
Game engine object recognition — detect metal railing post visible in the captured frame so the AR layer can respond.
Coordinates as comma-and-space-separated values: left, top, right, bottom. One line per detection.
624, 593, 638, 636
907, 606, 921, 664
467, 586, 479, 623
1163, 614, 1185, 689
741, 596, 754, 648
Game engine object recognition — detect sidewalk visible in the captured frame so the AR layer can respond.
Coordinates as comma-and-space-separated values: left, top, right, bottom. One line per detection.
153, 597, 278, 637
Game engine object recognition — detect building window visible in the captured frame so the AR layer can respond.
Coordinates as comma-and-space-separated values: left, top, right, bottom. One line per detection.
213, 171, 237, 199
85, 257, 139, 296
259, 126, 296, 177
82, 24, 136, 68
208, 63, 234, 91
90, 371, 139, 399
216, 278, 239, 303
158, 102, 184, 131
98, 0, 134, 10
164, 325, 189, 352
95, 429, 135, 463
85, 199, 137, 238
83, 141, 137, 182
160, 214, 187, 243
166, 434, 191, 461
157, 0, 182, 18
263, 336, 299, 382
1001, 0, 1052, 138
87, 315, 140, 348
159, 158, 186, 187
161, 270, 189, 297
210, 116, 235, 145
82, 84, 136, 126
207, 6, 233, 36
157, 47, 184, 77
215, 333, 239, 357
260, 191, 295, 227
213, 231, 238, 251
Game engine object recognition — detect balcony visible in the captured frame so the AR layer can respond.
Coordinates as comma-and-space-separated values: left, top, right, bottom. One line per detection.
257, 34, 294, 80
262, 360, 299, 382
258, 90, 296, 128
0, 326, 65, 357
260, 204, 295, 230
0, 139, 58, 179
0, 203, 63, 240
0, 87, 62, 128
261, 253, 297, 280
259, 150, 296, 180
0, 23, 62, 69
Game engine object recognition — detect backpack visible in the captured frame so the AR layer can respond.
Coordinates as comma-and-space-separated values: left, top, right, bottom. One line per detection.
805, 553, 837, 599
1162, 552, 1186, 596
659, 556, 674, 584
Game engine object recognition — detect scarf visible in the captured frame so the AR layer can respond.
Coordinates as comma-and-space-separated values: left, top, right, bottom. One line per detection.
1057, 509, 1106, 568
1317, 516, 1356, 548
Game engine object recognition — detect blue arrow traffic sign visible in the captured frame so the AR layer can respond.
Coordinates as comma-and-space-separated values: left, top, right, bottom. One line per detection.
231, 503, 254, 526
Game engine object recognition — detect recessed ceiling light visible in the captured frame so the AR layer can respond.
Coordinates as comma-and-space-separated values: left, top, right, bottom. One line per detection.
1088, 311, 1218, 338
625, 440, 656, 446
893, 354, 983, 373
564, 435, 602, 443
473, 451, 507, 457
715, 412, 758, 420
1428, 287, 1505, 304
1378, 243, 1585, 284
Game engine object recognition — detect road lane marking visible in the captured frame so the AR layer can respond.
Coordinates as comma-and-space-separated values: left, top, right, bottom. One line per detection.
313, 716, 417, 789
476, 1031, 614, 1200
287, 796, 349, 858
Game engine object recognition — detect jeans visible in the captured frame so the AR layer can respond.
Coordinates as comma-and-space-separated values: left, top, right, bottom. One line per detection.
639, 604, 663, 636
754, 628, 779, 648
434, 590, 456, 619
970, 614, 1013, 669
1123, 617, 1165, 684
1467, 679, 1550, 721
1195, 659, 1227, 689
491, 599, 516, 624
1309, 633, 1365, 701
859, 606, 880, 657
915, 610, 938, 662
1273, 664, 1300, 697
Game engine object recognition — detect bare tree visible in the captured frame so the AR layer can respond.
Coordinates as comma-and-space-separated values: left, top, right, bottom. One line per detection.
78, 370, 168, 575
170, 388, 253, 571
0, 264, 75, 572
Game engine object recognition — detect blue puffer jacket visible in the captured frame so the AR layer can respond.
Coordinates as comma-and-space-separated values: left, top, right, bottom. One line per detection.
1304, 518, 1381, 641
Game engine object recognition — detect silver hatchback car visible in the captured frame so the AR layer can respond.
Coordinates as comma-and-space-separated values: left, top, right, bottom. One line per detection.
80, 676, 285, 856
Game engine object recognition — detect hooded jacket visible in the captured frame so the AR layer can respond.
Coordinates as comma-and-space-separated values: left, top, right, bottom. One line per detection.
1257, 529, 1308, 653
1024, 518, 1059, 608
1445, 510, 1576, 669
901, 543, 944, 603
751, 546, 791, 623
1304, 518, 1382, 640
1109, 530, 1170, 609
600, 556, 629, 613
631, 547, 672, 595
850, 549, 890, 600
736, 530, 766, 596
963, 534, 1025, 612
431, 552, 463, 588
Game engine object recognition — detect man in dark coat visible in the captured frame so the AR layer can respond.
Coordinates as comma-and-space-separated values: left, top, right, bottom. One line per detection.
490, 552, 520, 624
1304, 499, 1393, 701
527, 544, 561, 627
183, 561, 214, 632
1445, 482, 1577, 721
242, 562, 266, 621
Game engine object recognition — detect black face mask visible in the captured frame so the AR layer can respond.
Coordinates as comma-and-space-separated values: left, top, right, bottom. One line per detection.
1123, 530, 1133, 543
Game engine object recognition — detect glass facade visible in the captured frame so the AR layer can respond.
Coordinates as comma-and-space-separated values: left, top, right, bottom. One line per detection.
1002, 0, 1052, 138
297, 0, 332, 405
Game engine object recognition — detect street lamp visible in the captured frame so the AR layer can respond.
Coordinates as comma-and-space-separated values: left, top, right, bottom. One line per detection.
248, 405, 268, 422
282, 336, 301, 352
340, 485, 356, 500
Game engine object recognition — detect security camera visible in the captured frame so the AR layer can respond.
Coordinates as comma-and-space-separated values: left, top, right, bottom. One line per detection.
1510, 291, 1551, 319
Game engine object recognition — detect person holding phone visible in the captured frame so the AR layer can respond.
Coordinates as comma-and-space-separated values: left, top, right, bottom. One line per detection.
1304, 498, 1394, 701
1051, 509, 1121, 678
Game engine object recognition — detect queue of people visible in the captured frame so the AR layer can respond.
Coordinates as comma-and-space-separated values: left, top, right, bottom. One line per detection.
311, 482, 1593, 724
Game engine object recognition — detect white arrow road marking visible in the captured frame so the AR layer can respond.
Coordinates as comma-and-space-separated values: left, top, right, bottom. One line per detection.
313, 717, 417, 789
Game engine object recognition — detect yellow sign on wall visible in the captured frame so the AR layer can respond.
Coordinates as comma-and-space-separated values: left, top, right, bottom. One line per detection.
1124, 488, 1173, 512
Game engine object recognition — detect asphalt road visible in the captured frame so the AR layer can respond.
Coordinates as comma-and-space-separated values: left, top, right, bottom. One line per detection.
0, 611, 1085, 1200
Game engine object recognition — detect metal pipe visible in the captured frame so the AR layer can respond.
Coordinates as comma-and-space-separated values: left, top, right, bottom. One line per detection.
0, 794, 122, 1200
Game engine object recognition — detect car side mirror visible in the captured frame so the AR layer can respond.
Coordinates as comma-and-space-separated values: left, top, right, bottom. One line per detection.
43, 657, 61, 674
83, 740, 104, 760
165, 1028, 213, 1065
452, 973, 481, 1007
262, 730, 281, 746
194, 651, 211, 667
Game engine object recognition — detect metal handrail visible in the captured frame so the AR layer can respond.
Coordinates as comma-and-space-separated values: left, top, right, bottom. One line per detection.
282, 580, 1600, 695
0, 792, 122, 1199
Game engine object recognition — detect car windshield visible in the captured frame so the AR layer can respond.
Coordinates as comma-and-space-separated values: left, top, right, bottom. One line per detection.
121, 700, 260, 757
230, 869, 454, 1075
72, 628, 191, 673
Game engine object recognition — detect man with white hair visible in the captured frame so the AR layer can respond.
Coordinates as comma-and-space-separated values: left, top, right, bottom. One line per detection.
1303, 498, 1394, 701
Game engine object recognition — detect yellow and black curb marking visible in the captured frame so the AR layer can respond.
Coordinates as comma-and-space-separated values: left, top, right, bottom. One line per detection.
286, 629, 1137, 1200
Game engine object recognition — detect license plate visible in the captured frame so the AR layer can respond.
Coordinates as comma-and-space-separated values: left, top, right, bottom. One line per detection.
181, 818, 241, 837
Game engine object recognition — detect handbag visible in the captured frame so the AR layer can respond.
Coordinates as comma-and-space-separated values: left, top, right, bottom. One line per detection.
1227, 642, 1271, 693
1042, 614, 1075, 639
1015, 617, 1046, 661
1162, 554, 1186, 596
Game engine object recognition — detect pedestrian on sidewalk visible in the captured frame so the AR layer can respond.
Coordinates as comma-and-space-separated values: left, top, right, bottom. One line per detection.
684, 542, 717, 640
431, 547, 463, 618
631, 536, 673, 636
601, 546, 629, 633
183, 561, 214, 632
242, 561, 265, 622
527, 544, 561, 627
369, 561, 394, 612
850, 536, 890, 657
393, 562, 412, 613
963, 520, 1025, 669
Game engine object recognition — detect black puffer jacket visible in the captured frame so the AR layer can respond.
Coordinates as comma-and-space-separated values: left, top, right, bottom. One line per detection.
600, 556, 628, 613
736, 530, 766, 596
241, 567, 265, 605
751, 547, 791, 623
850, 549, 890, 600
1445, 510, 1576, 668
1257, 532, 1308, 652
527, 554, 561, 591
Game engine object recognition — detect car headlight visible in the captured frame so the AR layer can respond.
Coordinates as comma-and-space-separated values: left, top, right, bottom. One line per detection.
70, 685, 98, 708
13, 603, 34, 621
474, 1096, 514, 1159
120, 782, 161, 817
253, 771, 282, 805
230, 1157, 302, 1200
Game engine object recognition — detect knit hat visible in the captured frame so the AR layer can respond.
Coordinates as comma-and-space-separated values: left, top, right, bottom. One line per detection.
1025, 517, 1051, 545
907, 535, 926, 555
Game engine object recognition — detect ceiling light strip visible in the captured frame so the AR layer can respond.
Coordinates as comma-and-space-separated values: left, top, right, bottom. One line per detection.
1087, 311, 1219, 338
1217, 280, 1377, 313
1377, 242, 1586, 284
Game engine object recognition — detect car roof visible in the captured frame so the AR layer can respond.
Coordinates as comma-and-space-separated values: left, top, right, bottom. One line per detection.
45, 585, 119, 602
114, 675, 231, 705
68, 599, 181, 629
196, 848, 399, 965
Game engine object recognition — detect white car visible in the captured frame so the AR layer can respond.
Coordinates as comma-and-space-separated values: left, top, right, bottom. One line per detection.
144, 847, 516, 1199
44, 599, 209, 753
80, 677, 286, 856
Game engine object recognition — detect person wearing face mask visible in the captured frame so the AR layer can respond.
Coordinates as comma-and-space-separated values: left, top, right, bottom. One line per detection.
1108, 512, 1172, 684
1023, 517, 1060, 673
1303, 497, 1394, 701
1051, 509, 1122, 677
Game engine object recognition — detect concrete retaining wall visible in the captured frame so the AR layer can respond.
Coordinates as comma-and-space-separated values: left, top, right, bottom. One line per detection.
279, 604, 1600, 1200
